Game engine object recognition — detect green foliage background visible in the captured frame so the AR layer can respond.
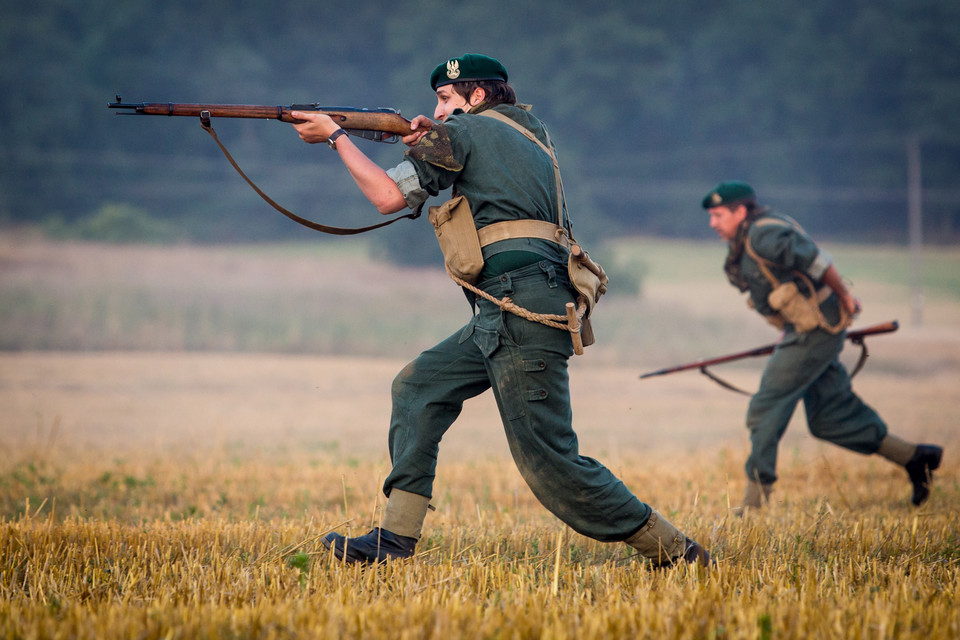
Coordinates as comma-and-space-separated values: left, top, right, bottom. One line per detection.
2, 0, 959, 254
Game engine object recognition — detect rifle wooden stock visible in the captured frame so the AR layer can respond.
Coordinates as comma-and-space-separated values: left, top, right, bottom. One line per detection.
108, 97, 430, 141
639, 320, 899, 380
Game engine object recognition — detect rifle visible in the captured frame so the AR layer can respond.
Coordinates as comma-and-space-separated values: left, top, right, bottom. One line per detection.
107, 96, 432, 235
638, 320, 899, 395
108, 96, 428, 143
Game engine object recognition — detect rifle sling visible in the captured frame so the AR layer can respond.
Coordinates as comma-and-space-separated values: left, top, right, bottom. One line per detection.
200, 117, 420, 235
700, 337, 870, 396
847, 334, 871, 378
699, 366, 754, 396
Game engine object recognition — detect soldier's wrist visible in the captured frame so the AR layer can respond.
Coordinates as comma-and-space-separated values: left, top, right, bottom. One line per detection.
328, 128, 347, 150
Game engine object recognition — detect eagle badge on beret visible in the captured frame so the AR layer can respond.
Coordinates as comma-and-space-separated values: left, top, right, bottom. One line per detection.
446, 60, 461, 80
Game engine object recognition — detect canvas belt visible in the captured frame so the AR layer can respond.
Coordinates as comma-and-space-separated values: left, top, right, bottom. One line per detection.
477, 219, 571, 250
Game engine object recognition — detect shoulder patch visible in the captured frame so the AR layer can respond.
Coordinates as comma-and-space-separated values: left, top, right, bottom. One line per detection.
406, 122, 462, 172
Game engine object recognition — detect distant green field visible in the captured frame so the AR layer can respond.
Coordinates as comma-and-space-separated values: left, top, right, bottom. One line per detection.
1, 235, 957, 363
606, 237, 960, 297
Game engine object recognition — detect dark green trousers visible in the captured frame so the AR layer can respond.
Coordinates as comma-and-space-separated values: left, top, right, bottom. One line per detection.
746, 328, 888, 485
384, 261, 652, 542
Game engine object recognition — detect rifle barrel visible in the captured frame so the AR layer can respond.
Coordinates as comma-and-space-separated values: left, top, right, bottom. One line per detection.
108, 97, 424, 140
110, 102, 291, 120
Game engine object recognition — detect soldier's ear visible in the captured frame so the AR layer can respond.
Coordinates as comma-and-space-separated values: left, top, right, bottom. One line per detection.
469, 87, 486, 106
728, 204, 748, 225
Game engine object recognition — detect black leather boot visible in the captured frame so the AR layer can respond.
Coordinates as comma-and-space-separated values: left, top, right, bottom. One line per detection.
905, 444, 943, 506
656, 538, 714, 569
680, 538, 714, 567
322, 527, 418, 564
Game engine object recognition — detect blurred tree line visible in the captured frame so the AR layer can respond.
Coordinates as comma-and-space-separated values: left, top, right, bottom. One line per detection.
1, 0, 958, 257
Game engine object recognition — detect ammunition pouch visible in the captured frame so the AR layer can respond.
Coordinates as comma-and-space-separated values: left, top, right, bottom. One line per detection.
767, 281, 821, 333
428, 195, 484, 284
566, 247, 607, 348
567, 247, 607, 319
745, 235, 849, 335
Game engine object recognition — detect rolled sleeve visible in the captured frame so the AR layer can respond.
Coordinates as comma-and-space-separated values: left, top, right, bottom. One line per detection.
386, 160, 429, 210
807, 248, 832, 280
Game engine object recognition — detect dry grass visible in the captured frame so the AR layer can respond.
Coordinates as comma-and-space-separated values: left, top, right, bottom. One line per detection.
1, 351, 957, 639
1, 236, 959, 638
4, 504, 958, 639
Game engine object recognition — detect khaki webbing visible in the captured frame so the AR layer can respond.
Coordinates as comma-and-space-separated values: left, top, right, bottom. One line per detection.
745, 222, 848, 334
477, 219, 571, 249
479, 110, 567, 231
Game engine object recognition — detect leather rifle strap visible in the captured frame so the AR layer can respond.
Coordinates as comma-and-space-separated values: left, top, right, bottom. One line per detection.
200, 118, 420, 235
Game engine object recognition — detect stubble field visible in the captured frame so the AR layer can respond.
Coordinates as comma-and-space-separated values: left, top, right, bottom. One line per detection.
1, 235, 958, 638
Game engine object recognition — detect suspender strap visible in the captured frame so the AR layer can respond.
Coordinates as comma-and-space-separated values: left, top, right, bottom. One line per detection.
478, 110, 568, 231
744, 235, 782, 291
745, 218, 828, 300
744, 218, 847, 333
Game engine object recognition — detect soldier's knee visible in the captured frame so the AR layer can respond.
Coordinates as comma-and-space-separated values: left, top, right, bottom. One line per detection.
391, 362, 418, 400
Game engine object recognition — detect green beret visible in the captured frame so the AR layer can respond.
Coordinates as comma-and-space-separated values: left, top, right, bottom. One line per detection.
430, 54, 509, 90
701, 181, 756, 209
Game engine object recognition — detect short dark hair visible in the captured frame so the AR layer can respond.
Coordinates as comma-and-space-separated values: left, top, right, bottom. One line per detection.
448, 80, 517, 107
725, 197, 757, 212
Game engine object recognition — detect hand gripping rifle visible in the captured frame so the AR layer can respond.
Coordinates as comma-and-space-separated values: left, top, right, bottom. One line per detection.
638, 320, 899, 395
108, 96, 432, 235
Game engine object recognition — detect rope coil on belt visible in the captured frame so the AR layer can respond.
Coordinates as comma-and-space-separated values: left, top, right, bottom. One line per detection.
445, 267, 588, 333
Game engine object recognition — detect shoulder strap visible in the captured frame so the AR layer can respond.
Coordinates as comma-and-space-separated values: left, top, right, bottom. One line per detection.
743, 236, 781, 289
478, 110, 568, 231
754, 214, 806, 233
745, 219, 850, 334
743, 216, 798, 288
479, 110, 555, 158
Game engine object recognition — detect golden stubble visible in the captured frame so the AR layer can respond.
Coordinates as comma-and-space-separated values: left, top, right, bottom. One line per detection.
1, 237, 958, 638
1, 351, 958, 639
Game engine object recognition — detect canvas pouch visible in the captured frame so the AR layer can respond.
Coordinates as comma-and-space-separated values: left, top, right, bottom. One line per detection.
568, 250, 608, 347
428, 195, 484, 284
767, 281, 821, 333
746, 234, 824, 334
